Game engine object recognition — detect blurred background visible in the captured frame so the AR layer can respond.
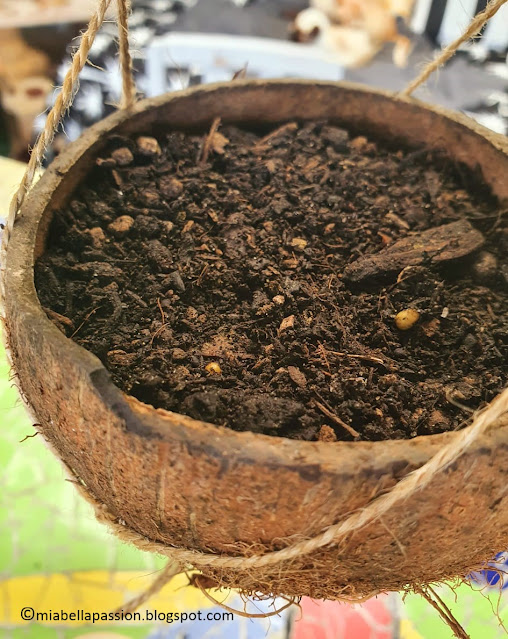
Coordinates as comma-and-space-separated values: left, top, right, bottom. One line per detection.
1, 1, 508, 637
1, 0, 507, 163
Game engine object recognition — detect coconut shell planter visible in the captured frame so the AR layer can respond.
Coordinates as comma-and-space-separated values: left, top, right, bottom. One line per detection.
3, 81, 508, 601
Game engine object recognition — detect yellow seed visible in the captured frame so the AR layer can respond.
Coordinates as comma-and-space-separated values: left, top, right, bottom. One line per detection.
205, 362, 222, 375
395, 308, 420, 331
291, 237, 308, 251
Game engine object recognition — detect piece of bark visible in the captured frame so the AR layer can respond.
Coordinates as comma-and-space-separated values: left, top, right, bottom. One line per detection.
288, 365, 307, 388
344, 220, 484, 284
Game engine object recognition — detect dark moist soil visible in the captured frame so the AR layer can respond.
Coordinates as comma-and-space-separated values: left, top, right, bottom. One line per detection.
35, 120, 508, 442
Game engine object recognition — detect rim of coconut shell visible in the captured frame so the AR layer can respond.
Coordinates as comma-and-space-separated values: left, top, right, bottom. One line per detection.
4, 80, 508, 474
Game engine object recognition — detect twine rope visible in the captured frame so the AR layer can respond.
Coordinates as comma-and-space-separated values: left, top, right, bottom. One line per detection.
401, 0, 508, 97
5, 0, 137, 238
81, 392, 508, 572
116, 0, 136, 108
114, 561, 183, 614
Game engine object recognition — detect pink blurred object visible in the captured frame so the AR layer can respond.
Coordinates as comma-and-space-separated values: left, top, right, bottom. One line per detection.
292, 595, 394, 639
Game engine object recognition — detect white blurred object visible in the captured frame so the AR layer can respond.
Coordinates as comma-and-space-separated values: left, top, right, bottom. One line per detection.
294, 9, 381, 67
311, 0, 415, 22
145, 32, 345, 97
0, 0, 116, 28
410, 0, 508, 51
294, 5, 412, 68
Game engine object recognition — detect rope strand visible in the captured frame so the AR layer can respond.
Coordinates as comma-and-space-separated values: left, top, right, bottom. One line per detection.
7, 0, 112, 231
117, 0, 136, 108
86, 391, 508, 572
400, 0, 508, 97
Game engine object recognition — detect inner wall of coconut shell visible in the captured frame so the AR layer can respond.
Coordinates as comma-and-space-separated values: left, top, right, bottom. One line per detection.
3, 82, 508, 599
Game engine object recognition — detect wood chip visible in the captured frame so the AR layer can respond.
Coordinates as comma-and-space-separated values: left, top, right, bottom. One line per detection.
287, 366, 307, 388
314, 400, 360, 438
344, 220, 484, 284
385, 211, 410, 230
43, 307, 74, 330
291, 237, 308, 251
210, 131, 229, 154
199, 117, 223, 165
254, 122, 298, 149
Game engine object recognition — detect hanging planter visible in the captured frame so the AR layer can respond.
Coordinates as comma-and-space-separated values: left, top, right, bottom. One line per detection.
1, 0, 508, 612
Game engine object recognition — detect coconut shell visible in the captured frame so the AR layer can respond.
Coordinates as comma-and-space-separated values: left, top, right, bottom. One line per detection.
3, 81, 508, 600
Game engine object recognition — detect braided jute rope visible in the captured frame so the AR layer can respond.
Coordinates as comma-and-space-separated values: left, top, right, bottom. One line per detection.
116, 0, 136, 108
401, 0, 508, 97
6, 0, 112, 233
77, 392, 508, 574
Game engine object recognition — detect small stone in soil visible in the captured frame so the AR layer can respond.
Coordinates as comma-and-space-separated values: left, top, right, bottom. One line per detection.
160, 176, 184, 200
111, 147, 134, 166
108, 215, 134, 237
137, 136, 161, 156
472, 251, 498, 283
88, 227, 106, 248
318, 424, 338, 442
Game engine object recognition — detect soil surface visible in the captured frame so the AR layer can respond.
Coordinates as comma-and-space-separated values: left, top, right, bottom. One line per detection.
35, 121, 508, 441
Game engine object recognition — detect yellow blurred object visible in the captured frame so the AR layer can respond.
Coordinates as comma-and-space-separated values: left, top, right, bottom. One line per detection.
0, 156, 43, 218
0, 29, 53, 158
0, 29, 51, 84
0, 570, 221, 626
395, 308, 420, 330
293, 0, 414, 67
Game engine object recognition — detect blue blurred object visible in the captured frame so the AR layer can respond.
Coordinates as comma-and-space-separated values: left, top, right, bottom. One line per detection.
470, 552, 508, 590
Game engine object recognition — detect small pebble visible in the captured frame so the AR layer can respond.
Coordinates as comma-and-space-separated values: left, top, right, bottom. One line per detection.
350, 136, 370, 151
395, 308, 420, 331
441, 307, 450, 319
139, 189, 160, 207
462, 333, 477, 351
272, 295, 285, 305
318, 424, 337, 442
472, 251, 498, 283
137, 136, 161, 156
108, 215, 134, 237
107, 349, 137, 366
160, 176, 184, 200
111, 147, 134, 166
168, 270, 185, 292
291, 237, 308, 251
205, 362, 222, 375
88, 227, 106, 248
